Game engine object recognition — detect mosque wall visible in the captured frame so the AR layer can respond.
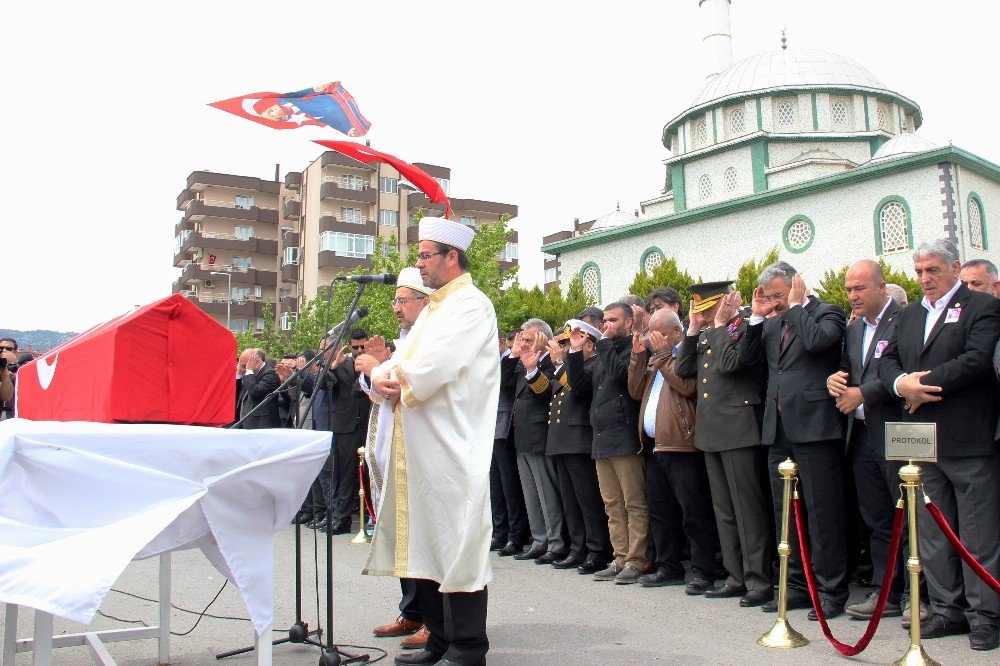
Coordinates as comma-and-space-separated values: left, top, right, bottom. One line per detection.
768, 140, 872, 167
682, 145, 755, 207
557, 165, 944, 305
767, 162, 854, 190
954, 167, 1000, 259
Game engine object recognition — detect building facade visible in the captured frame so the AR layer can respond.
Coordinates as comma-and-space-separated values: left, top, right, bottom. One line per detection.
543, 2, 998, 305
173, 153, 517, 332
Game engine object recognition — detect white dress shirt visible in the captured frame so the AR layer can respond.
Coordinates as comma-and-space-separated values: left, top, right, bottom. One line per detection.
856, 298, 893, 420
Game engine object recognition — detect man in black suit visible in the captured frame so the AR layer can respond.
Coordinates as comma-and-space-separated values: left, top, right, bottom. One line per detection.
236, 348, 281, 429
827, 260, 905, 621
739, 260, 849, 619
321, 328, 373, 534
491, 330, 530, 556
511, 319, 566, 564
531, 321, 612, 573
878, 239, 1000, 652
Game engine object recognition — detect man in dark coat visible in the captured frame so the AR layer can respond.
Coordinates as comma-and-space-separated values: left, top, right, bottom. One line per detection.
677, 282, 773, 608
878, 239, 1000, 652
491, 330, 530, 555
739, 260, 849, 619
236, 348, 280, 429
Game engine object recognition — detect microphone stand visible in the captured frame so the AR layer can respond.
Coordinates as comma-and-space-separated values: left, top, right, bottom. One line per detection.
219, 282, 371, 666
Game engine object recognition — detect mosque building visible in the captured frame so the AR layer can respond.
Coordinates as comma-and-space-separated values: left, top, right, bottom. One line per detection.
542, 0, 997, 304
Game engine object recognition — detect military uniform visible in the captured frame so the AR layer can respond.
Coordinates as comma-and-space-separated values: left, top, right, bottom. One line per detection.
533, 358, 612, 567
676, 316, 773, 597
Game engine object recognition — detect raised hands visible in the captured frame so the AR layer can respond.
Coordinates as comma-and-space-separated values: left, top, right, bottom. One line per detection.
364, 335, 392, 364
713, 290, 743, 328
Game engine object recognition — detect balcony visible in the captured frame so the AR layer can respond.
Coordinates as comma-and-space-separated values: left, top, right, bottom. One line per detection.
176, 188, 195, 211
451, 198, 519, 218
284, 171, 301, 190
281, 262, 299, 284
186, 171, 280, 194
183, 293, 268, 319
183, 200, 279, 225
282, 230, 300, 247
321, 151, 375, 171
406, 225, 421, 244
317, 253, 368, 270
407, 192, 447, 214
283, 198, 300, 219
179, 263, 277, 287
175, 218, 196, 235
319, 215, 375, 234
179, 231, 279, 257
320, 181, 377, 204
280, 295, 299, 313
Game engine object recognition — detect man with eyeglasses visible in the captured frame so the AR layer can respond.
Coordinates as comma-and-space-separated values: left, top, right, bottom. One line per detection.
367, 217, 499, 666
0, 339, 17, 407
739, 260, 849, 620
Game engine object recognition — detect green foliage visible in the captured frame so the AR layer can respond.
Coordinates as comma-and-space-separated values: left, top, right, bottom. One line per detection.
628, 257, 696, 316
815, 265, 851, 315
733, 247, 780, 300
495, 273, 591, 333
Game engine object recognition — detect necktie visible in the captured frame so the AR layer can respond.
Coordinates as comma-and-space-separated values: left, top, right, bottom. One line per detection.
780, 321, 792, 351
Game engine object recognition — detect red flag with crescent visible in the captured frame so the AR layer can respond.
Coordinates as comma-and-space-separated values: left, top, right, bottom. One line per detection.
314, 141, 452, 218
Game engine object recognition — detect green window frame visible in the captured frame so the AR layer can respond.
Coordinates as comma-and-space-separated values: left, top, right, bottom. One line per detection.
782, 215, 815, 254
580, 262, 602, 305
968, 192, 989, 250
639, 247, 665, 273
873, 195, 914, 255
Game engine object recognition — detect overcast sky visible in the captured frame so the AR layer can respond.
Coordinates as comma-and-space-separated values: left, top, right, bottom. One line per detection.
4, 0, 996, 332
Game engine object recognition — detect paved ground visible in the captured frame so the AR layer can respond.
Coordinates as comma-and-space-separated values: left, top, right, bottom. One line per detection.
3, 525, 994, 664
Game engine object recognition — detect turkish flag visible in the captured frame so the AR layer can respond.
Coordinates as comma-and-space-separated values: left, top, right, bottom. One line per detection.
16, 295, 236, 426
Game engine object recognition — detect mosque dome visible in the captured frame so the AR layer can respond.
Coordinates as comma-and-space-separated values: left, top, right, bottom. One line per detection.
590, 204, 638, 231
869, 133, 938, 163
691, 49, 886, 107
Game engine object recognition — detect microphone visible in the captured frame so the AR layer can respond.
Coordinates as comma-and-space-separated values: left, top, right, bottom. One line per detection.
335, 273, 397, 285
327, 306, 370, 337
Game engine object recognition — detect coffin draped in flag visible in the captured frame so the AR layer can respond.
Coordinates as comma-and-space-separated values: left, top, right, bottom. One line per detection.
210, 82, 371, 136
16, 294, 236, 425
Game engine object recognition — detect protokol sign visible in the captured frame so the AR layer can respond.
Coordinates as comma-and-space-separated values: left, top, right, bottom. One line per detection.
885, 422, 937, 462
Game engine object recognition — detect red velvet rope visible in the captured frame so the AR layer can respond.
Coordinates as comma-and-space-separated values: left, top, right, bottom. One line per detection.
358, 460, 376, 525
793, 496, 905, 656
925, 499, 1000, 594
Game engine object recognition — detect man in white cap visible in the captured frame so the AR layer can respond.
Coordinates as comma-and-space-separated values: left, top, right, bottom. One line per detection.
367, 217, 500, 666
355, 267, 434, 651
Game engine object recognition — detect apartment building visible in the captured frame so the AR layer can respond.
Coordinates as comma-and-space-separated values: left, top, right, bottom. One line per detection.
173, 151, 518, 332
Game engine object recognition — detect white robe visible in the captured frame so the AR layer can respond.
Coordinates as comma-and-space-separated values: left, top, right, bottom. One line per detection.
363, 273, 500, 592
359, 329, 408, 512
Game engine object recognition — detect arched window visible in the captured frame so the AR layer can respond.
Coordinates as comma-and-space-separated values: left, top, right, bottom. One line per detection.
968, 192, 988, 250
581, 262, 601, 305
729, 107, 746, 136
694, 120, 709, 148
724, 167, 738, 192
873, 196, 913, 254
776, 100, 795, 127
699, 174, 713, 201
640, 247, 664, 273
782, 215, 815, 253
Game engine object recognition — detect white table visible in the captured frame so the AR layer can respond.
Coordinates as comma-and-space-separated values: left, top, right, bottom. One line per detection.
0, 419, 330, 665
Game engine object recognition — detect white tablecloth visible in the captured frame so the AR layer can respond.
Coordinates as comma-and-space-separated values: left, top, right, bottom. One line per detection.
0, 419, 330, 635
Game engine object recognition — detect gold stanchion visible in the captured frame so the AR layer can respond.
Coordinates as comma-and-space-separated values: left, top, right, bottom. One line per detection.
891, 462, 939, 666
758, 458, 808, 649
350, 447, 371, 545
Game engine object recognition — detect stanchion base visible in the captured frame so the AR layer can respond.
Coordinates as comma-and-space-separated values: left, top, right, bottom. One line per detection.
349, 529, 371, 545
891, 644, 940, 666
757, 618, 809, 648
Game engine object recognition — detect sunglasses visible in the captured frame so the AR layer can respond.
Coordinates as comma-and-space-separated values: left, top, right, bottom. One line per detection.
0, 346, 14, 352
350, 344, 366, 351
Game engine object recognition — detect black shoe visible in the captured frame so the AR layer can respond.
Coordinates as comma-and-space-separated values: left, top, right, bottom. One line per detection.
514, 545, 547, 560
535, 551, 565, 565
577, 558, 609, 575
969, 624, 1000, 651
291, 511, 315, 525
552, 553, 586, 569
394, 649, 443, 665
762, 592, 811, 613
685, 575, 713, 596
497, 540, 523, 557
920, 613, 970, 639
490, 536, 506, 551
638, 569, 686, 587
740, 589, 774, 608
704, 583, 747, 599
330, 520, 352, 535
808, 599, 845, 621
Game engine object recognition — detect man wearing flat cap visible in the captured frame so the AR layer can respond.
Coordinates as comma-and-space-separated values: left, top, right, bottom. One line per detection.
368, 217, 499, 666
676, 281, 773, 608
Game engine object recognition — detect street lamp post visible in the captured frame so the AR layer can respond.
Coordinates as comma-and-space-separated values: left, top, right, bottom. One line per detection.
210, 271, 233, 331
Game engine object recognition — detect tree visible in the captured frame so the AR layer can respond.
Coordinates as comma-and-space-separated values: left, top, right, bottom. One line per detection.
879, 259, 922, 304
628, 257, 696, 316
733, 247, 780, 299
494, 274, 591, 333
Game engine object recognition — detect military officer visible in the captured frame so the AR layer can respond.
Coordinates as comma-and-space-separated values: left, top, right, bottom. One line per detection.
676, 281, 774, 608
531, 321, 613, 574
